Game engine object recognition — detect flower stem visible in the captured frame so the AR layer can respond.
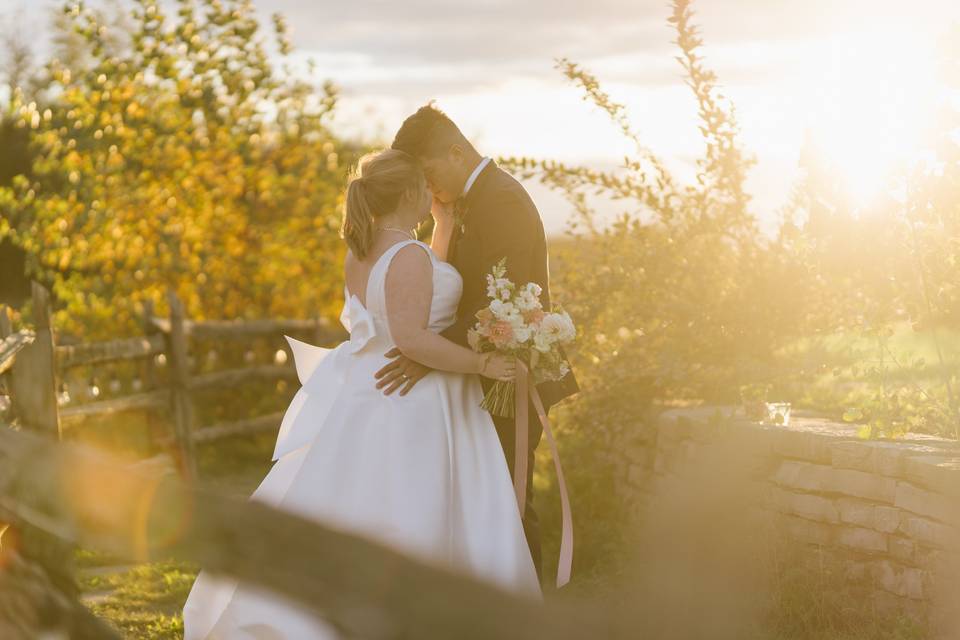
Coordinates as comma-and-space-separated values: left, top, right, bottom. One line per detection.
481, 380, 516, 418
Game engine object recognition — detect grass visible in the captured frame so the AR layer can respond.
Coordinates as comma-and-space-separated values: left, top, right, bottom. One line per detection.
762, 553, 930, 640
80, 560, 196, 640
74, 428, 277, 638
779, 323, 960, 439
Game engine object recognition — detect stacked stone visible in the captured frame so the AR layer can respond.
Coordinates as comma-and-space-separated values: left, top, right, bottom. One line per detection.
650, 406, 960, 628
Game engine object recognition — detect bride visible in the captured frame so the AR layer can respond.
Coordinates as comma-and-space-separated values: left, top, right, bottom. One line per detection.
181, 148, 542, 639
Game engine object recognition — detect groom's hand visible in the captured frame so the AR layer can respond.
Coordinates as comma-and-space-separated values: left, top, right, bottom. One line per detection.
375, 348, 431, 396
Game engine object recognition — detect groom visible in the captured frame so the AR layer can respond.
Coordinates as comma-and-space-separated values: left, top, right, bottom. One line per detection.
374, 104, 579, 581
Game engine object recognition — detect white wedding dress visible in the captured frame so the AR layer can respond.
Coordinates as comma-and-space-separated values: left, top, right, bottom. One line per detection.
182, 239, 542, 639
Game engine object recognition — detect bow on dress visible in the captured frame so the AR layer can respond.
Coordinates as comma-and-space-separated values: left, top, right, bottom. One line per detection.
273, 294, 378, 460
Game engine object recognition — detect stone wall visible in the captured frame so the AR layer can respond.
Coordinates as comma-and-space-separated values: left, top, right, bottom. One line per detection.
647, 406, 960, 629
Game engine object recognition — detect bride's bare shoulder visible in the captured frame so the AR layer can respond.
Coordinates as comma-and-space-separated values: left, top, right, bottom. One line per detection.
387, 243, 432, 277
383, 243, 432, 293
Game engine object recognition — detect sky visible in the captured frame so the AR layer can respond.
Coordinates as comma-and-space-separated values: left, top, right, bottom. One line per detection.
3, 0, 959, 234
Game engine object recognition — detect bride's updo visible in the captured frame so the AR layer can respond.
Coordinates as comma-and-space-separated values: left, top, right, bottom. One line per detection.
342, 149, 425, 259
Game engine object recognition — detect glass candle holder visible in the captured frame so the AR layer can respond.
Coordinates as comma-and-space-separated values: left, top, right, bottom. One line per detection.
764, 402, 792, 426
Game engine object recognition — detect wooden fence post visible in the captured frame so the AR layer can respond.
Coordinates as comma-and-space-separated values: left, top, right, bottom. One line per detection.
9, 282, 60, 438
0, 304, 10, 338
141, 298, 164, 445
166, 290, 197, 479
4, 282, 77, 600
141, 299, 159, 389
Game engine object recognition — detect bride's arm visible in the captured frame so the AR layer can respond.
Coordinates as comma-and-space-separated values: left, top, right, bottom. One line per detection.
429, 197, 456, 262
385, 245, 512, 378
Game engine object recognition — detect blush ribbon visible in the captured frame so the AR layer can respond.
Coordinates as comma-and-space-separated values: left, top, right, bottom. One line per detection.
513, 361, 574, 588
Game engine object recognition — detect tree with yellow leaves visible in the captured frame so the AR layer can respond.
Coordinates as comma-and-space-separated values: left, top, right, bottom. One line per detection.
1, 0, 357, 338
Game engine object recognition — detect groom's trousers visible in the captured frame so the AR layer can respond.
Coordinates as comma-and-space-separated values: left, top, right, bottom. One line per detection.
489, 398, 545, 583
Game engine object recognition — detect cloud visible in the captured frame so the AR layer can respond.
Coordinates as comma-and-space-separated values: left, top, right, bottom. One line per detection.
260, 0, 853, 100
260, 0, 941, 73
259, 0, 677, 67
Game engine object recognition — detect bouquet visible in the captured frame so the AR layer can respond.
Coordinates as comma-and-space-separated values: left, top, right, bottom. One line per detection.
468, 258, 576, 417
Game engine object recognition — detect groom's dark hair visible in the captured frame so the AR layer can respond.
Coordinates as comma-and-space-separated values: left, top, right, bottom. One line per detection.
392, 103, 474, 159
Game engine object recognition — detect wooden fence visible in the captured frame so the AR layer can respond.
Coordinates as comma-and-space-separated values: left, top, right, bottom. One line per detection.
1, 282, 344, 478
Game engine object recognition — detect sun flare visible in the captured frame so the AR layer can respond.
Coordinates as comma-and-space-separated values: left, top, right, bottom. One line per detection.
798, 29, 946, 206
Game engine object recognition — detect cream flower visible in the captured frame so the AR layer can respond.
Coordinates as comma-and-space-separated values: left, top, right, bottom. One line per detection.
516, 288, 540, 312
541, 312, 576, 344
489, 299, 517, 320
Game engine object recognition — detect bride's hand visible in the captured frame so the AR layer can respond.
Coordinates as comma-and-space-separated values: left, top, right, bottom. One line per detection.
479, 353, 517, 381
431, 195, 455, 225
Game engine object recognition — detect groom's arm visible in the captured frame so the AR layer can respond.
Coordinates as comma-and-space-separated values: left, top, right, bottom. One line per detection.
379, 190, 536, 394
441, 190, 536, 347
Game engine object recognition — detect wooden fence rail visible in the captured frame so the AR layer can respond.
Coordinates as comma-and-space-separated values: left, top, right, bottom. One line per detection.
149, 316, 328, 339
0, 425, 623, 640
0, 330, 34, 376
1, 281, 346, 477
54, 335, 166, 369
59, 390, 169, 423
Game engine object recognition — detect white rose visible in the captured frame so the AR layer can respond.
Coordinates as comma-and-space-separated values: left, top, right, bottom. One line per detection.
541, 312, 576, 344
489, 299, 516, 320
507, 312, 532, 342
512, 324, 533, 345
516, 289, 539, 312
556, 312, 576, 341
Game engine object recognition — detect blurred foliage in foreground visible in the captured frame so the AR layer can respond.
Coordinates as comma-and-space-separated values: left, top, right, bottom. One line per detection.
1, 0, 359, 338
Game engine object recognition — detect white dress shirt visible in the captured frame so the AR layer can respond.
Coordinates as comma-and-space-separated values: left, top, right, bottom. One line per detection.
461, 157, 492, 197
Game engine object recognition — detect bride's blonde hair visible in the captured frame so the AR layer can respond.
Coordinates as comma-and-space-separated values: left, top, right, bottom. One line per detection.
342, 149, 425, 259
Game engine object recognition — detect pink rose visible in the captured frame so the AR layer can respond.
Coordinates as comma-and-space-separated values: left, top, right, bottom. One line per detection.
489, 320, 515, 349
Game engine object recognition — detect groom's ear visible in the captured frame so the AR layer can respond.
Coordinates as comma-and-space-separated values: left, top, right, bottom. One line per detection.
448, 143, 465, 165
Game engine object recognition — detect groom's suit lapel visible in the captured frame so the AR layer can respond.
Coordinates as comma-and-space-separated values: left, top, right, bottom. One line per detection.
448, 159, 498, 266
462, 158, 498, 214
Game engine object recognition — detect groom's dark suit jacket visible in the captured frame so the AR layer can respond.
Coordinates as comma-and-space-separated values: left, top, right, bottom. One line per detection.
441, 159, 580, 410
440, 158, 579, 579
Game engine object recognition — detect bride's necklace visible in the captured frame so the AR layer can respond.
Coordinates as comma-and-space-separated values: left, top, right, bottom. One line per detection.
379, 226, 416, 241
